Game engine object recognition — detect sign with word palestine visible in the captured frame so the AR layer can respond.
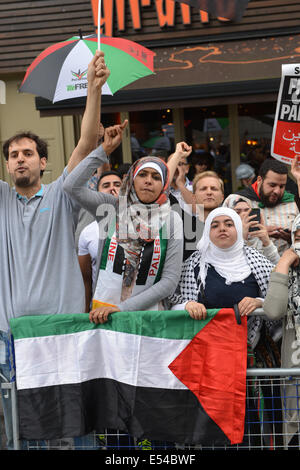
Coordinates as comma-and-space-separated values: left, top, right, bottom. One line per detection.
271, 64, 300, 164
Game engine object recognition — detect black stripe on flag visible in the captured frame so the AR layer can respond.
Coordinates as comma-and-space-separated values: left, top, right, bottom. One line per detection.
17, 378, 231, 446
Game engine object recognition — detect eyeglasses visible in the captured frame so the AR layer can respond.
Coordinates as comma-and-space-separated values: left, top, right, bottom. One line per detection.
177, 162, 188, 166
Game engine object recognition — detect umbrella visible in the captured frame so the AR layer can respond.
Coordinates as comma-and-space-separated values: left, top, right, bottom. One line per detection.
19, 34, 156, 103
203, 118, 228, 132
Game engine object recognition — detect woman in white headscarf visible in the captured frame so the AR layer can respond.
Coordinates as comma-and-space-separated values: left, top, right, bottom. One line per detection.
169, 207, 274, 349
168, 207, 280, 448
264, 213, 300, 447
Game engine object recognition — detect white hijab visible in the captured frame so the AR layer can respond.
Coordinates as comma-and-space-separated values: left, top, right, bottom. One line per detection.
196, 207, 251, 287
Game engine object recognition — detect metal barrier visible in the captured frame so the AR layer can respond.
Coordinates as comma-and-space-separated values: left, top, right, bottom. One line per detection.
4, 308, 300, 451
5, 368, 300, 450
0, 373, 19, 450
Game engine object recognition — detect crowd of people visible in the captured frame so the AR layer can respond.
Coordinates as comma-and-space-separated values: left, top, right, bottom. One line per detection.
1, 51, 300, 449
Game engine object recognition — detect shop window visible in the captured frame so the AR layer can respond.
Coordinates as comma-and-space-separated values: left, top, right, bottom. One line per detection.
129, 109, 174, 162
101, 112, 123, 168
238, 102, 276, 176
183, 105, 231, 194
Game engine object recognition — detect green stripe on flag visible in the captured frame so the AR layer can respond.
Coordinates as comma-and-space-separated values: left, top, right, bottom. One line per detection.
10, 309, 220, 341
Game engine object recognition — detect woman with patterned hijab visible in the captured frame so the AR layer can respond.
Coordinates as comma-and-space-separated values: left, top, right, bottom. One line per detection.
90, 156, 182, 323
63, 129, 184, 325
223, 194, 280, 265
113, 157, 171, 301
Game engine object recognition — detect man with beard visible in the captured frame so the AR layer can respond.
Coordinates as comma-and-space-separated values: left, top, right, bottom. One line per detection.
0, 50, 109, 449
224, 159, 299, 255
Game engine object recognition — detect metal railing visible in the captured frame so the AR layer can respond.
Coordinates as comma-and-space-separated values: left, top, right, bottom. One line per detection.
10, 370, 300, 450
6, 308, 300, 451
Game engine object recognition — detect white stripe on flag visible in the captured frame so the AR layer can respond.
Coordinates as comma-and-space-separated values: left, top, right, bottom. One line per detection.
14, 329, 190, 391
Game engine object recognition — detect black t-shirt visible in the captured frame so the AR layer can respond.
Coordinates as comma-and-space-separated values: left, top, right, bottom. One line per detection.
169, 193, 204, 261
194, 265, 260, 309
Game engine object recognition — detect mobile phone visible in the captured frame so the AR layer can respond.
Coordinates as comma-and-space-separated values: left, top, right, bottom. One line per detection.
234, 304, 241, 325
248, 208, 260, 232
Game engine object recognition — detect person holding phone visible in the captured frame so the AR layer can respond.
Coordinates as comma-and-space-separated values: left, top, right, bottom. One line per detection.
264, 213, 300, 447
224, 195, 280, 263
223, 159, 299, 255
229, 196, 280, 264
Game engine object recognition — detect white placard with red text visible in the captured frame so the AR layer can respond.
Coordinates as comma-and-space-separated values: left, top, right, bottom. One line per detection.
271, 64, 300, 165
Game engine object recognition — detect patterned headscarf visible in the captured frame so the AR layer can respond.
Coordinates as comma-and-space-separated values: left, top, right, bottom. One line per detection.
222, 193, 252, 210
287, 214, 300, 340
115, 156, 170, 297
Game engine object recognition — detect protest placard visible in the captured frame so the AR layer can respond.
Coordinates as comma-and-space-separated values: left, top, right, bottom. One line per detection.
271, 64, 300, 164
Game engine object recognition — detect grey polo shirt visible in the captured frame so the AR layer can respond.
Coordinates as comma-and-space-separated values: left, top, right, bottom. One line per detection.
0, 168, 85, 332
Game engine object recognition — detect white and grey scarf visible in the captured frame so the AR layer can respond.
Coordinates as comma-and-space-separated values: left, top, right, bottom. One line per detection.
287, 214, 300, 341
116, 157, 170, 298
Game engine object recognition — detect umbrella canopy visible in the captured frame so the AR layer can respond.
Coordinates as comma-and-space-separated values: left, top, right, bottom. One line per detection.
19, 34, 156, 103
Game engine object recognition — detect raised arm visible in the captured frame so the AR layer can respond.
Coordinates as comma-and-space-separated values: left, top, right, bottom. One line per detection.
167, 141, 192, 183
63, 121, 128, 217
67, 51, 110, 173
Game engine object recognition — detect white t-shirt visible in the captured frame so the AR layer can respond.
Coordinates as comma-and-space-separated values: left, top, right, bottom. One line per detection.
170, 179, 193, 211
78, 220, 99, 285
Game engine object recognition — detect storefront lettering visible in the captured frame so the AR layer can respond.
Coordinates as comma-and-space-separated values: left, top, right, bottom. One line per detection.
90, 0, 227, 37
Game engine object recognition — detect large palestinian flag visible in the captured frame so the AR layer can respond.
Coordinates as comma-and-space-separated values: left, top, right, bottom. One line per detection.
10, 309, 247, 445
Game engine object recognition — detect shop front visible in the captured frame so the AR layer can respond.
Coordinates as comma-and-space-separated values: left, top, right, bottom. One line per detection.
1, 0, 300, 189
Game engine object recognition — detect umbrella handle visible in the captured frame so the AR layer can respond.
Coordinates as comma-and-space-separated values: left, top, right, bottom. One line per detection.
97, 0, 101, 51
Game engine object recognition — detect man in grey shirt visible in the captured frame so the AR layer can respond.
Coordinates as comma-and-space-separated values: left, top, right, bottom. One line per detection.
0, 50, 109, 449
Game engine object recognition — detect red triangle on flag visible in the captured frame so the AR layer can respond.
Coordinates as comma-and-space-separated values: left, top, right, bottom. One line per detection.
169, 308, 248, 444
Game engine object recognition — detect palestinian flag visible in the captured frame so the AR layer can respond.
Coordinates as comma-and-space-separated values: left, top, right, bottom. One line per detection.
173, 0, 250, 22
10, 309, 247, 445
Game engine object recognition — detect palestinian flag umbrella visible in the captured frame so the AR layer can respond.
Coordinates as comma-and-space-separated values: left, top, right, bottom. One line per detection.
19, 34, 156, 103
173, 0, 250, 21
